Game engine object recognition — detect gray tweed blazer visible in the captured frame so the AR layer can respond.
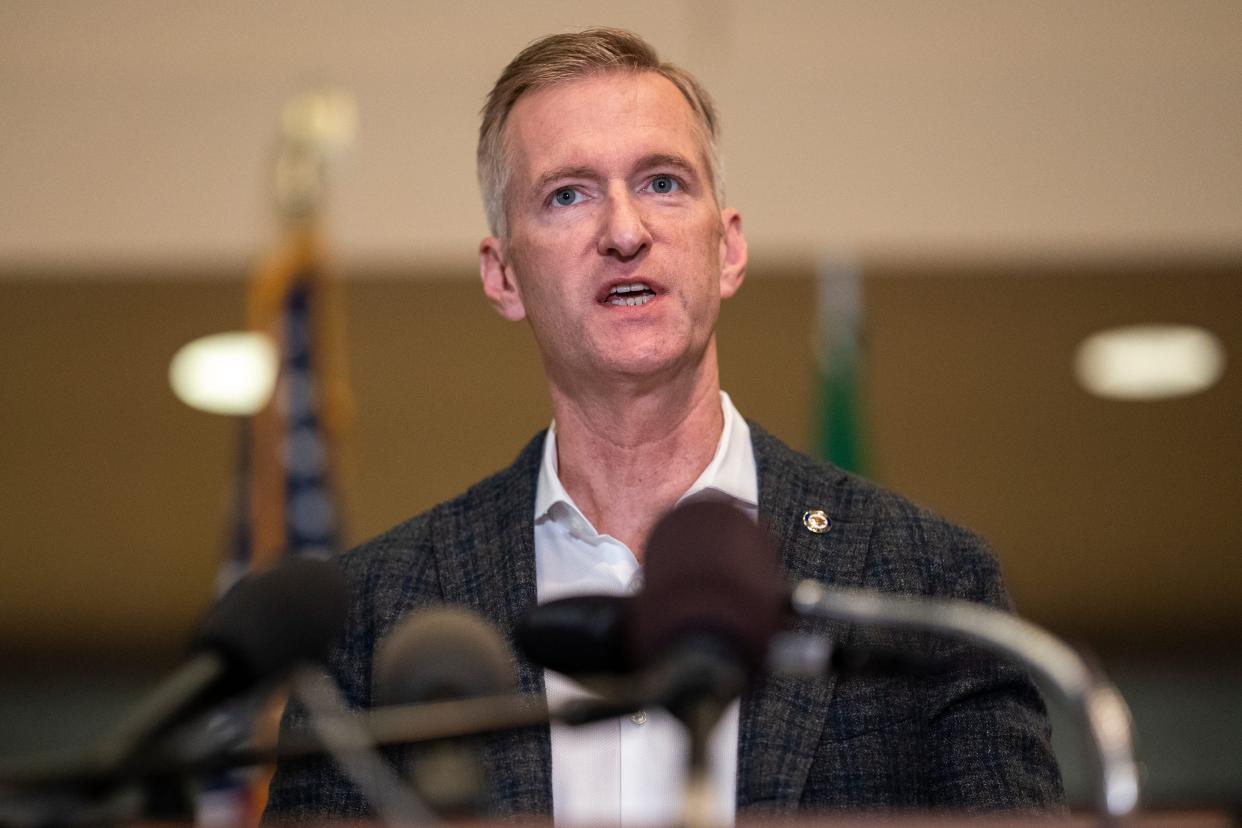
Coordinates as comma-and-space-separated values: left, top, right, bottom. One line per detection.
265, 423, 1064, 820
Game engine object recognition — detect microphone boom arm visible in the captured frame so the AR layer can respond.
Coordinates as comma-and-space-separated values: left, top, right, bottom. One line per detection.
788, 580, 1139, 821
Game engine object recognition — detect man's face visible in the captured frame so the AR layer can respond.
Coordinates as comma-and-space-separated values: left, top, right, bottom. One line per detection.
479, 71, 747, 391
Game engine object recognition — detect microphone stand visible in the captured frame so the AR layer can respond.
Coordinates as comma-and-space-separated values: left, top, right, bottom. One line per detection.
636, 641, 747, 828
2, 676, 734, 826
290, 668, 440, 827
788, 579, 1140, 822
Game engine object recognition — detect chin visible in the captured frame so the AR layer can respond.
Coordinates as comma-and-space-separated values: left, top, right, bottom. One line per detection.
595, 346, 698, 384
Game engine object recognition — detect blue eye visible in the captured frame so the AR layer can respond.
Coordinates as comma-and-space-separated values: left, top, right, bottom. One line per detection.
649, 175, 680, 194
552, 187, 582, 206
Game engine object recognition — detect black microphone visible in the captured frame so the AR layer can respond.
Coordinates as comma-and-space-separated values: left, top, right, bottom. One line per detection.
192, 557, 347, 695
373, 607, 517, 818
519, 594, 949, 684
103, 557, 347, 770
0, 558, 347, 823
515, 593, 634, 677
376, 606, 516, 705
631, 501, 784, 689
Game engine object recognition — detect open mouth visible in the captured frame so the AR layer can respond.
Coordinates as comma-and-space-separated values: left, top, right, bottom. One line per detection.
604, 282, 657, 307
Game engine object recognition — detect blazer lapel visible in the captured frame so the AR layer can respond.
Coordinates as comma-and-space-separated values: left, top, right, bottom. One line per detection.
737, 424, 872, 811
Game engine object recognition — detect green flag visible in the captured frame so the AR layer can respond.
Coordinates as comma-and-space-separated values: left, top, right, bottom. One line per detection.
814, 257, 866, 475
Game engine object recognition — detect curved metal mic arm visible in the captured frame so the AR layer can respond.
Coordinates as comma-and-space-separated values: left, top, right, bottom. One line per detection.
291, 668, 441, 827
788, 580, 1140, 821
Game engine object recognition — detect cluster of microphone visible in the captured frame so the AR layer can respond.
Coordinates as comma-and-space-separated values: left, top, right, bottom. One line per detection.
0, 501, 1140, 824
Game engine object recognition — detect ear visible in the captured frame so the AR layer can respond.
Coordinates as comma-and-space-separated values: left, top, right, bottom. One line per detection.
479, 236, 527, 321
718, 208, 748, 299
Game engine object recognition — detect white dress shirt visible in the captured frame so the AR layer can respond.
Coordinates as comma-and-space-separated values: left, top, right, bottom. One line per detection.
534, 392, 759, 828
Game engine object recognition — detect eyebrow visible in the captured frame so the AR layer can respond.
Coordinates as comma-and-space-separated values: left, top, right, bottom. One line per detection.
635, 153, 698, 179
530, 165, 599, 199
528, 153, 701, 199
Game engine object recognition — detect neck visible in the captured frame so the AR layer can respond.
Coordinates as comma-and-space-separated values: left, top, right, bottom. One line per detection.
547, 343, 725, 562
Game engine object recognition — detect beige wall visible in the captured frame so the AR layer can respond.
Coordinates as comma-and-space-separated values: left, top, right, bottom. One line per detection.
2, 1, 1240, 267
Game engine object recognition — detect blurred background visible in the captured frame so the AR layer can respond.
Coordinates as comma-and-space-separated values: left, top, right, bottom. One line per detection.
1, 0, 1239, 812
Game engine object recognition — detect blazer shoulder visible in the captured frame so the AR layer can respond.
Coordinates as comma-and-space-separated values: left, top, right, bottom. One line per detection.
748, 420, 1003, 602
749, 419, 954, 525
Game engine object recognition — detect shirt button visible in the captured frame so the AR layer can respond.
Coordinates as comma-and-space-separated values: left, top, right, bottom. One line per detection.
630, 710, 647, 726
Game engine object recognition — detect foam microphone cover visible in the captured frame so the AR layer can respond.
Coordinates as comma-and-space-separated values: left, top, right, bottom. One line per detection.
516, 594, 634, 677
630, 500, 784, 677
374, 607, 516, 706
192, 557, 348, 690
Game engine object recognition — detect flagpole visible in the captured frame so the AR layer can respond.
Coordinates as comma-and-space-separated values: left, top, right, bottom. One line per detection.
244, 87, 356, 573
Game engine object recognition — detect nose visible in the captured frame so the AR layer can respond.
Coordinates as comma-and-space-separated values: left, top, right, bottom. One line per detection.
597, 188, 652, 260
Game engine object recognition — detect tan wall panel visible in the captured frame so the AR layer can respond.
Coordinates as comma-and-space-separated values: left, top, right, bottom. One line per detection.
865, 259, 1242, 650
0, 279, 243, 658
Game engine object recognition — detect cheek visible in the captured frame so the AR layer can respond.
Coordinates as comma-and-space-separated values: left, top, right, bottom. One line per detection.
677, 210, 724, 254
510, 231, 578, 288
503, 239, 546, 298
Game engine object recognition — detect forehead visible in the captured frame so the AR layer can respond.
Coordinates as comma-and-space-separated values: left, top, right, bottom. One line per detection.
503, 71, 709, 184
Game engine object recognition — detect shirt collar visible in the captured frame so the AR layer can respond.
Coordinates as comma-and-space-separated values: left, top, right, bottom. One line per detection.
534, 391, 758, 525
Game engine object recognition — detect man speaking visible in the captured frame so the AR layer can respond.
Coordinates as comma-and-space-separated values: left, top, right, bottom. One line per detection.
265, 27, 1064, 823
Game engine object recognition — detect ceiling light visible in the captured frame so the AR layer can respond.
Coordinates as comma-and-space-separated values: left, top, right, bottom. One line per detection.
1074, 324, 1226, 401
169, 332, 278, 415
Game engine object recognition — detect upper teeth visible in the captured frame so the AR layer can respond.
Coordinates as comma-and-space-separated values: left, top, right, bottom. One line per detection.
609, 283, 650, 295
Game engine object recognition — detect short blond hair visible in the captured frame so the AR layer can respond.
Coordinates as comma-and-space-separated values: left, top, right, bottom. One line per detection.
477, 27, 723, 238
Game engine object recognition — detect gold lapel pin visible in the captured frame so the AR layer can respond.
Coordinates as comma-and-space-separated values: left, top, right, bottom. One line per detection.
802, 509, 832, 534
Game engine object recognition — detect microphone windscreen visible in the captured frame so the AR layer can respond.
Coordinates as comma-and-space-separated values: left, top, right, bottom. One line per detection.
192, 557, 348, 688
630, 500, 784, 676
375, 607, 516, 706
517, 594, 634, 676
